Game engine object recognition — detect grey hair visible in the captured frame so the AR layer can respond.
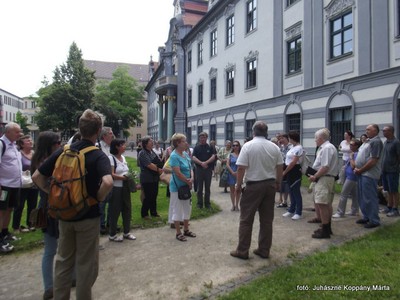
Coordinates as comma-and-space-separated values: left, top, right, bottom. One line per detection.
315, 128, 330, 141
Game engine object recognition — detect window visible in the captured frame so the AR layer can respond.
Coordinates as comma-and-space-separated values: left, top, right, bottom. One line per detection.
136, 122, 142, 128
31, 101, 36, 108
188, 89, 192, 108
245, 119, 255, 138
210, 29, 218, 57
246, 0, 257, 33
287, 0, 299, 6
198, 84, 203, 105
197, 126, 203, 137
286, 113, 301, 133
225, 122, 233, 142
198, 41, 203, 65
246, 59, 257, 89
330, 11, 353, 58
210, 78, 217, 101
210, 124, 216, 142
226, 15, 235, 46
136, 134, 141, 143
226, 69, 235, 96
287, 36, 302, 73
188, 50, 192, 72
330, 107, 351, 147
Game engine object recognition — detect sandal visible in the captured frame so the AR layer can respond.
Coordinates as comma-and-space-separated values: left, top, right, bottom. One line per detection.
183, 230, 196, 238
123, 233, 136, 240
109, 235, 123, 242
176, 233, 187, 242
307, 218, 322, 224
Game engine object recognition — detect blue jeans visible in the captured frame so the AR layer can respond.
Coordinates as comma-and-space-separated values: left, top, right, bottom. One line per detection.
357, 175, 380, 225
42, 232, 58, 291
288, 179, 303, 215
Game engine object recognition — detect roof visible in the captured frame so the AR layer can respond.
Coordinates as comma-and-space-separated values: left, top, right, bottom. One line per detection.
84, 60, 150, 84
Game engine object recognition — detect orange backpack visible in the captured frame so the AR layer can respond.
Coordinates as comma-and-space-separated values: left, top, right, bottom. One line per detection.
48, 145, 98, 220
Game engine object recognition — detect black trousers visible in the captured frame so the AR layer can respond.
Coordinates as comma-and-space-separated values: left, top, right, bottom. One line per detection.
141, 182, 159, 217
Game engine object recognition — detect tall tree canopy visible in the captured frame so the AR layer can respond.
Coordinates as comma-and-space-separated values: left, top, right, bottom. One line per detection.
93, 66, 143, 137
35, 42, 95, 133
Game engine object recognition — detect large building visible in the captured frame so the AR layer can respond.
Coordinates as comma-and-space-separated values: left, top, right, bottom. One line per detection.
84, 59, 150, 144
147, 0, 400, 153
0, 88, 24, 135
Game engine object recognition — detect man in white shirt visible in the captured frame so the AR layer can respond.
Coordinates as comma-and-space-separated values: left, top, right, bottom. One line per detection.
0, 122, 23, 252
309, 128, 338, 239
230, 121, 283, 259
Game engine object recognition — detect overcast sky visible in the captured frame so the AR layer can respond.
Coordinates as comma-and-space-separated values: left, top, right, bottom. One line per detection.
1, 0, 174, 97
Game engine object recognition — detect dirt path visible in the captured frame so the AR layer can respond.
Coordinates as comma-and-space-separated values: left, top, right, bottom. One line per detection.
0, 180, 396, 300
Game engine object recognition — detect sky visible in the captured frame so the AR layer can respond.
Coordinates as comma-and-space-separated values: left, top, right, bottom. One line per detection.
1, 0, 175, 97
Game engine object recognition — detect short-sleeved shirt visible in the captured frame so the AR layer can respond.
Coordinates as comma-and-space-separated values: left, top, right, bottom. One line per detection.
109, 155, 129, 187
0, 136, 22, 188
382, 137, 400, 173
38, 139, 112, 220
138, 149, 160, 183
312, 140, 339, 176
192, 143, 216, 170
169, 150, 191, 192
355, 135, 383, 179
236, 136, 283, 182
285, 144, 302, 166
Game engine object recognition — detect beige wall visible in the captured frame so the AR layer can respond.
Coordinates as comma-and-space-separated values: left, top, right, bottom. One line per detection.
127, 98, 147, 144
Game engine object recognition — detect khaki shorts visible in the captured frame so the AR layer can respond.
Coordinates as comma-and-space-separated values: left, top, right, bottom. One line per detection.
314, 176, 335, 205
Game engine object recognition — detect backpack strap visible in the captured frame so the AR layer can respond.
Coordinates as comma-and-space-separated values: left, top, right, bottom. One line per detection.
0, 139, 6, 157
111, 155, 117, 172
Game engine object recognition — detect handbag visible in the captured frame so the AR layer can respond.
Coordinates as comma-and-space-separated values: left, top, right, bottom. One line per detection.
29, 207, 48, 229
21, 170, 34, 188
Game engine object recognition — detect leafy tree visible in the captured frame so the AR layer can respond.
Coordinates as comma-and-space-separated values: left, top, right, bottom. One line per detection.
93, 66, 143, 137
35, 42, 96, 135
15, 111, 29, 134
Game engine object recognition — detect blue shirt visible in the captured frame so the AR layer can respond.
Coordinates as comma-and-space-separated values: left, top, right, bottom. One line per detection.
169, 150, 191, 193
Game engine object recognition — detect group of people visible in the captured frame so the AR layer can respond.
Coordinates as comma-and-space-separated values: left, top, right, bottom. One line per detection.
2, 114, 399, 297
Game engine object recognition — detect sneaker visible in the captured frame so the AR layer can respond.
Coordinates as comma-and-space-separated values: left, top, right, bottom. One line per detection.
4, 233, 21, 242
380, 207, 391, 214
332, 213, 343, 218
19, 226, 30, 233
0, 240, 13, 253
345, 211, 358, 216
123, 233, 136, 240
108, 235, 123, 242
291, 214, 302, 220
276, 203, 288, 208
282, 212, 293, 217
387, 210, 400, 217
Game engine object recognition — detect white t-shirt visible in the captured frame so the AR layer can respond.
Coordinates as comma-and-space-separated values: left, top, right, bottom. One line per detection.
236, 136, 283, 182
285, 144, 303, 166
339, 140, 351, 162
109, 155, 129, 187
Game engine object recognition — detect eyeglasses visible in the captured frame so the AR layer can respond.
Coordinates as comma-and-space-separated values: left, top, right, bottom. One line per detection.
232, 144, 239, 147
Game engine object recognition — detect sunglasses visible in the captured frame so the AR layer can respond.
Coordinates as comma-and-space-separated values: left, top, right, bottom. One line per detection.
232, 144, 239, 147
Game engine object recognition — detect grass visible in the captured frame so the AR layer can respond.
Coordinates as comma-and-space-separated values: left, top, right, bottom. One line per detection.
6, 157, 221, 253
218, 220, 400, 300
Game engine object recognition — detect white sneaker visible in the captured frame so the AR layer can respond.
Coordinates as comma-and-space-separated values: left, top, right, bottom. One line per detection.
291, 214, 302, 220
332, 213, 343, 218
282, 212, 293, 217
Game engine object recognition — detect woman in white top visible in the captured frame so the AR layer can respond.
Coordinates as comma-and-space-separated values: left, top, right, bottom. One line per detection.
282, 131, 303, 220
339, 130, 354, 164
108, 139, 137, 242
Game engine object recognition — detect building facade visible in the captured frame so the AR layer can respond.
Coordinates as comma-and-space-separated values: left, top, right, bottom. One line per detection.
0, 88, 24, 135
147, 0, 400, 153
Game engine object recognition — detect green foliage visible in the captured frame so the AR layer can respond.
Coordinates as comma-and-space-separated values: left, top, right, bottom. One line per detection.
15, 111, 29, 134
35, 42, 96, 133
93, 66, 143, 137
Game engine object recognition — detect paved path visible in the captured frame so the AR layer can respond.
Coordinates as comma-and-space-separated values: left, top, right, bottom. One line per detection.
0, 171, 397, 299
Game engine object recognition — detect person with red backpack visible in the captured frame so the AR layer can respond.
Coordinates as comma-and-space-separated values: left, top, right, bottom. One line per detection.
33, 109, 113, 300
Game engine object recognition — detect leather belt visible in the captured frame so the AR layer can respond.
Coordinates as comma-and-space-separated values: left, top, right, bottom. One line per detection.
246, 179, 275, 185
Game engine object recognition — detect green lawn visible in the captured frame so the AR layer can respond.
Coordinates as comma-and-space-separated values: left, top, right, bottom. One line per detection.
218, 220, 400, 300
7, 157, 220, 253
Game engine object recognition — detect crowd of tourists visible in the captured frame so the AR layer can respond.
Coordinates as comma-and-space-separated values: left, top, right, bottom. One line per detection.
1, 112, 398, 299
